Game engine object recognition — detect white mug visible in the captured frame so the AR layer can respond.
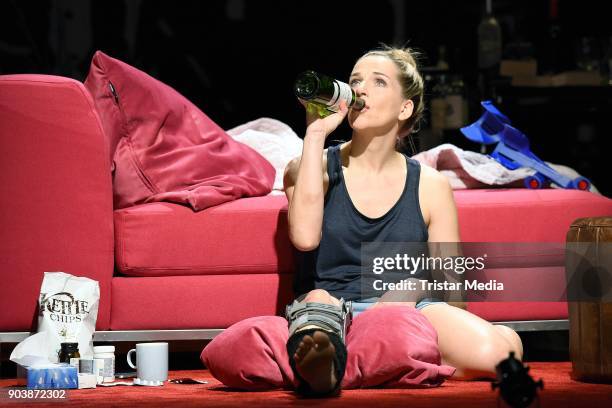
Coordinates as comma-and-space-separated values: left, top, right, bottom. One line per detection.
127, 342, 168, 386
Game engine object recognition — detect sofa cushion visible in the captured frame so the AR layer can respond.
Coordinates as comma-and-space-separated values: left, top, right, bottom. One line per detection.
467, 301, 568, 322
111, 273, 294, 330
115, 189, 610, 278
84, 51, 275, 211
454, 189, 612, 242
115, 195, 294, 277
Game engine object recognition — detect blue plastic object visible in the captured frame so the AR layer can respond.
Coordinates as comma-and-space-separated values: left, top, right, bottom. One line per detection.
460, 101, 511, 145
460, 101, 591, 190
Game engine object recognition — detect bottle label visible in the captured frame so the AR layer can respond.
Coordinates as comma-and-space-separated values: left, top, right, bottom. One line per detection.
94, 358, 105, 384
100, 357, 114, 378
318, 81, 353, 112
79, 359, 95, 374
69, 358, 80, 369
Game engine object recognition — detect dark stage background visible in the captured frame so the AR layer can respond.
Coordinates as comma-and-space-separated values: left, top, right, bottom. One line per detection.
1, 0, 611, 195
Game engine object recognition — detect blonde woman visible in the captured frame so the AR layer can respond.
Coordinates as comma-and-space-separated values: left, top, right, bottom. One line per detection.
284, 45, 523, 396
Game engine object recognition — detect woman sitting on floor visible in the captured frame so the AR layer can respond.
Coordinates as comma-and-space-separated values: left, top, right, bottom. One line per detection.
283, 44, 523, 396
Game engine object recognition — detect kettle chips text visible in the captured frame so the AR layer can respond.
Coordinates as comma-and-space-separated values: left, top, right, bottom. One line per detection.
39, 291, 91, 323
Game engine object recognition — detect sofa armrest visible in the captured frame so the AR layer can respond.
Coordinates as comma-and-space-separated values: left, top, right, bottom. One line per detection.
0, 75, 114, 331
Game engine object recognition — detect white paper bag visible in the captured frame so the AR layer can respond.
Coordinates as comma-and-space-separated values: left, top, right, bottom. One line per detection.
38, 272, 100, 362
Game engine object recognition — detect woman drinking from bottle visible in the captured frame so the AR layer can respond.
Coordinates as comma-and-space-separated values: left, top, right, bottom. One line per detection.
283, 44, 523, 396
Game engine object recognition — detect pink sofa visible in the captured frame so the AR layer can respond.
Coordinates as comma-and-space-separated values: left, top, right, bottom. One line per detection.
1, 74, 611, 341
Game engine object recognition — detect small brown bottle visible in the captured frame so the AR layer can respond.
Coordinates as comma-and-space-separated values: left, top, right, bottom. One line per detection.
59, 342, 80, 365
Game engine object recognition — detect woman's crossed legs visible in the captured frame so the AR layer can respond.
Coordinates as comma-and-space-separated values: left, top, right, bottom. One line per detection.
290, 289, 523, 389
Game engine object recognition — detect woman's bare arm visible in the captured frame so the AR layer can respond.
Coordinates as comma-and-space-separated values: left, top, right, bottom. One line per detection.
283, 136, 328, 251
284, 101, 349, 251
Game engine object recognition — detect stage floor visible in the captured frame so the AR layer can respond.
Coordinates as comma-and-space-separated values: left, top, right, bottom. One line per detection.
1, 362, 611, 407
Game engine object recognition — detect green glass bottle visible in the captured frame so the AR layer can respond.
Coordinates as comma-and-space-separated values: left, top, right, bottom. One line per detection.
477, 0, 502, 70
294, 70, 365, 117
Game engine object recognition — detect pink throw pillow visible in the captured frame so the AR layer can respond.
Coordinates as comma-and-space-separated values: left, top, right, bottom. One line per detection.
84, 51, 275, 211
201, 316, 297, 390
343, 306, 456, 388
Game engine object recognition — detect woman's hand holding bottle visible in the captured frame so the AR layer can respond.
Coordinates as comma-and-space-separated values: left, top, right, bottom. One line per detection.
300, 99, 349, 139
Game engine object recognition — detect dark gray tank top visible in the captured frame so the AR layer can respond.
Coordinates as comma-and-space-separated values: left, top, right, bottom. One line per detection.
294, 144, 429, 300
